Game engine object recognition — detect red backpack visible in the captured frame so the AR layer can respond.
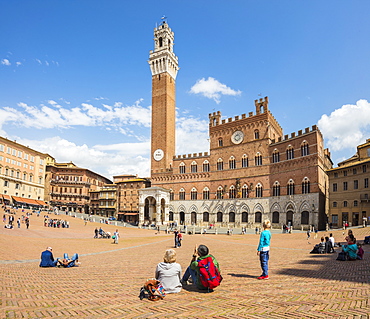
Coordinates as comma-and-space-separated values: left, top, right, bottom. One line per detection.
198, 256, 222, 289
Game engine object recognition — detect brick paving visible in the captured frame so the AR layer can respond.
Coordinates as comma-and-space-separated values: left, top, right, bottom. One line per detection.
1, 212, 370, 318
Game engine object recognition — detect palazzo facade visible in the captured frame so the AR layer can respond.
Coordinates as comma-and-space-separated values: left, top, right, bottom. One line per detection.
139, 20, 333, 230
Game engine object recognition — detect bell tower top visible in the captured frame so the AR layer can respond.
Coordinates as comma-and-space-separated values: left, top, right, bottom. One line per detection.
149, 20, 179, 80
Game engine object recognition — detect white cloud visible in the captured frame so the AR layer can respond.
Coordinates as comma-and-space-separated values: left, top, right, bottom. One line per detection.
17, 136, 151, 178
0, 99, 151, 132
318, 99, 370, 152
1, 59, 11, 66
176, 116, 209, 154
16, 62, 22, 66
190, 77, 241, 104
36, 59, 42, 65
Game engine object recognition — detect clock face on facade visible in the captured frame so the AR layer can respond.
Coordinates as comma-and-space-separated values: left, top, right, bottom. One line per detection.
153, 149, 164, 161
231, 130, 244, 144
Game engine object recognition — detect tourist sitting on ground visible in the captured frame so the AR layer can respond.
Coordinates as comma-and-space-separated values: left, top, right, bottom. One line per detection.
310, 237, 326, 254
329, 233, 336, 247
155, 249, 182, 293
39, 247, 59, 267
182, 244, 221, 291
357, 243, 364, 260
342, 234, 358, 260
347, 229, 356, 243
57, 253, 80, 268
325, 236, 334, 253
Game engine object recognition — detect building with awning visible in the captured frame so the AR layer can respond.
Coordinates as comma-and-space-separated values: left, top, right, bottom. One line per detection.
11, 196, 48, 207
0, 136, 53, 205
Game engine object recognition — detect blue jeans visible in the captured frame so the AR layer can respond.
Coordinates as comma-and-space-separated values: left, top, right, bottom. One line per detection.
259, 251, 269, 277
64, 253, 79, 267
182, 266, 197, 284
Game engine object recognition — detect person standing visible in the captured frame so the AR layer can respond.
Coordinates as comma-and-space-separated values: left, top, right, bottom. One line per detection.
17, 218, 21, 228
306, 229, 311, 244
257, 219, 272, 280
25, 218, 30, 229
174, 229, 179, 248
113, 229, 120, 244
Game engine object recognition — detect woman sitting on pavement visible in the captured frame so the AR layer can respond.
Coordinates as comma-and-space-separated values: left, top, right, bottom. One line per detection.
342, 234, 358, 261
155, 249, 182, 293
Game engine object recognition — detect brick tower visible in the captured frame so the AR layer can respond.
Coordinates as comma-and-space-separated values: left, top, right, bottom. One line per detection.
149, 19, 179, 174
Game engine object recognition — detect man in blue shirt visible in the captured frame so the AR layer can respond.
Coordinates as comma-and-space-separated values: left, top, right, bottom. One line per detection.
39, 247, 59, 267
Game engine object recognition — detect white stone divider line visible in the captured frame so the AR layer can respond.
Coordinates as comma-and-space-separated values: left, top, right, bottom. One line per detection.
0, 238, 172, 265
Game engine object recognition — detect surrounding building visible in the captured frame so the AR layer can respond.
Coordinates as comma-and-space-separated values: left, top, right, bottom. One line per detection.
44, 161, 112, 213
114, 175, 151, 224
327, 138, 370, 227
139, 19, 333, 230
0, 136, 52, 208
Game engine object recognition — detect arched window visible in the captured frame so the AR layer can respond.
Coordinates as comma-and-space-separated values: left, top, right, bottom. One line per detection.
203, 160, 210, 172
217, 186, 223, 199
179, 162, 186, 174
301, 141, 309, 156
229, 185, 236, 199
229, 156, 236, 169
254, 129, 260, 139
272, 211, 279, 223
273, 181, 280, 196
256, 183, 263, 198
203, 212, 209, 222
255, 212, 262, 223
333, 201, 337, 207
242, 212, 248, 223
343, 201, 348, 207
191, 161, 197, 173
255, 152, 262, 166
286, 145, 294, 160
287, 179, 295, 195
302, 177, 310, 194
229, 212, 235, 223
242, 184, 248, 198
354, 200, 358, 207
218, 138, 223, 147
242, 154, 248, 168
217, 158, 224, 171
203, 187, 210, 200
301, 211, 309, 224
169, 211, 174, 221
191, 187, 197, 200
169, 189, 174, 200
217, 212, 223, 222
272, 149, 280, 163
159, 37, 163, 47
179, 188, 185, 200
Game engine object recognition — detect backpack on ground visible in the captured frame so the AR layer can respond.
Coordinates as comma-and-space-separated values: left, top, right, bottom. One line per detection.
336, 252, 347, 261
139, 279, 166, 301
198, 256, 222, 289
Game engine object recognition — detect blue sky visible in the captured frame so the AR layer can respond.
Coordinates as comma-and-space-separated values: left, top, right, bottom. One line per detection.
1, 1, 370, 179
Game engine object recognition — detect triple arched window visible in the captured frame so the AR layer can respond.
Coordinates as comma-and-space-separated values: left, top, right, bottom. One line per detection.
287, 179, 295, 195
273, 181, 280, 196
272, 149, 280, 163
229, 185, 236, 199
191, 161, 197, 173
217, 186, 223, 199
179, 162, 186, 174
217, 158, 224, 171
203, 187, 210, 200
301, 141, 309, 156
255, 153, 262, 166
229, 156, 236, 169
242, 154, 248, 168
191, 187, 197, 200
302, 177, 310, 194
255, 183, 263, 198
203, 160, 210, 172
179, 188, 185, 200
286, 146, 294, 160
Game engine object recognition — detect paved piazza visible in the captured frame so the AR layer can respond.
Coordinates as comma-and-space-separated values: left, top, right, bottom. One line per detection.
1, 212, 370, 318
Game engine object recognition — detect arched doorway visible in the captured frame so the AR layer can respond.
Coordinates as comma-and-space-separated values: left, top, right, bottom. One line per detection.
179, 211, 185, 224
169, 211, 174, 221
255, 212, 262, 223
191, 212, 197, 225
272, 211, 279, 224
286, 211, 293, 226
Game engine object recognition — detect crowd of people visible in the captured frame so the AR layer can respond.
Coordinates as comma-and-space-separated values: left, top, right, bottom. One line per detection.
43, 216, 70, 228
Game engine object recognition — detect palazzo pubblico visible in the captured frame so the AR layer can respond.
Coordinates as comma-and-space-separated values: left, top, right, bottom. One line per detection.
138, 20, 333, 230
